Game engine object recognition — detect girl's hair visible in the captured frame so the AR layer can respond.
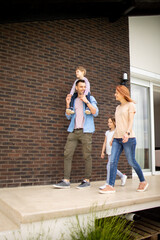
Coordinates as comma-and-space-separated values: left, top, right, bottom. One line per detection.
76, 66, 87, 76
108, 116, 116, 127
116, 85, 135, 103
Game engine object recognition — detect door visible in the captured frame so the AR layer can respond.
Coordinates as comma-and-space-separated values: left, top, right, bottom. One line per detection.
131, 84, 151, 171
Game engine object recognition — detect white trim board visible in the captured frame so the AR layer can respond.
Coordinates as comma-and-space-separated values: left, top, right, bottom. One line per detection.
130, 67, 160, 84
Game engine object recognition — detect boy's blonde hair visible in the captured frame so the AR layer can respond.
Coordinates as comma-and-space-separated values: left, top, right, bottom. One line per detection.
76, 66, 86, 76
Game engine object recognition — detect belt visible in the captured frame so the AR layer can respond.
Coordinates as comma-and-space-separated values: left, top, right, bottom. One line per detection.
74, 128, 83, 130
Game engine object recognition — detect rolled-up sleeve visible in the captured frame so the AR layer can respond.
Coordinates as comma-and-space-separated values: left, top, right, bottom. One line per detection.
90, 96, 99, 117
65, 113, 72, 120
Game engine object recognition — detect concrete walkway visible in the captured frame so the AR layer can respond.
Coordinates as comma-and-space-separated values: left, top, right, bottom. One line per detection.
0, 176, 159, 234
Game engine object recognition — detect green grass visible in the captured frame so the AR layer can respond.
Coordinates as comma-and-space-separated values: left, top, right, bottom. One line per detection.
68, 215, 133, 240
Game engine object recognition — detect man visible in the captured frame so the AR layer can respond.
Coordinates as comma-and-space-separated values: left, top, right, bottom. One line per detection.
53, 79, 99, 189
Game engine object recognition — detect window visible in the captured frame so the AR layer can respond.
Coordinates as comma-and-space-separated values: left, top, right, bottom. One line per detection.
131, 84, 151, 171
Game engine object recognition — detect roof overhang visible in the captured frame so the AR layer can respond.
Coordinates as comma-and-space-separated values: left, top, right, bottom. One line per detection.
0, 0, 160, 23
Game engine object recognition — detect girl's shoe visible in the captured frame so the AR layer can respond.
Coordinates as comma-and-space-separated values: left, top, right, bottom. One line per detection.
121, 175, 127, 186
137, 182, 149, 192
99, 185, 116, 194
99, 183, 108, 190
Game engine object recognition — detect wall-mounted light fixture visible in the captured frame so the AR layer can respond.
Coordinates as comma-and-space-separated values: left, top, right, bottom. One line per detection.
121, 73, 128, 86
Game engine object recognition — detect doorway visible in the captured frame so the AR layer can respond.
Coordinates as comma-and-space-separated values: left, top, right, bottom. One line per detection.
153, 85, 160, 172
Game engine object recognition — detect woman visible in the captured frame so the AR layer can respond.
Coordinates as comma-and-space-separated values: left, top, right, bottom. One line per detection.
99, 85, 149, 194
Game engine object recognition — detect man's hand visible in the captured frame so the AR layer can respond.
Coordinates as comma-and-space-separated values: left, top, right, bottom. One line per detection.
80, 94, 97, 115
66, 94, 71, 105
80, 94, 88, 104
66, 94, 72, 114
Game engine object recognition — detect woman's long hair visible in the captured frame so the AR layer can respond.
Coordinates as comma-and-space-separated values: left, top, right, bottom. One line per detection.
116, 85, 135, 103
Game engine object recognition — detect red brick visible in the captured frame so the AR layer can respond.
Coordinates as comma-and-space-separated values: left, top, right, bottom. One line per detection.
0, 17, 131, 188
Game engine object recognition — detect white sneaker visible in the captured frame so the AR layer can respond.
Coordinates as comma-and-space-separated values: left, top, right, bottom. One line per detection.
66, 108, 75, 114
99, 183, 108, 190
121, 175, 127, 186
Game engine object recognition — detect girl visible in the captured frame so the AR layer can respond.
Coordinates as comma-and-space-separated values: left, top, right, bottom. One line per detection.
99, 85, 149, 194
100, 117, 127, 190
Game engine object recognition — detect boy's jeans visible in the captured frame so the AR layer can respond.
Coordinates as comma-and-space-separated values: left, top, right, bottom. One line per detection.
109, 138, 145, 186
64, 129, 92, 180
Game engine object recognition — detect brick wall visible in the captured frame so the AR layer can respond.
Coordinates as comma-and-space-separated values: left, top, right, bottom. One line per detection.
0, 17, 131, 187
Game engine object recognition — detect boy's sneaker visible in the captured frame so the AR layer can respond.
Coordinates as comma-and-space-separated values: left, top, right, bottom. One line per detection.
121, 175, 127, 186
66, 108, 75, 115
77, 180, 90, 189
85, 108, 91, 115
99, 183, 108, 190
53, 180, 70, 189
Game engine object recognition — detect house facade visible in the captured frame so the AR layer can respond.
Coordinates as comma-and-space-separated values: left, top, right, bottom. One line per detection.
0, 1, 159, 188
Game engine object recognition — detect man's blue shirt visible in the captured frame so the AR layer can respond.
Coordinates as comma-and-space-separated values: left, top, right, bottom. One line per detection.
65, 96, 99, 133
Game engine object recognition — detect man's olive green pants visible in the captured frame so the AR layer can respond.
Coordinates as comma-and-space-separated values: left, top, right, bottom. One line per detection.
64, 129, 92, 180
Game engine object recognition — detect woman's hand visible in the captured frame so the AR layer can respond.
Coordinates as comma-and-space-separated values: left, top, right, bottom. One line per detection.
101, 152, 105, 159
122, 133, 129, 143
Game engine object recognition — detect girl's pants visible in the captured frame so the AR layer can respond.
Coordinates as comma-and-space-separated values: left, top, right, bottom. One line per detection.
106, 155, 123, 184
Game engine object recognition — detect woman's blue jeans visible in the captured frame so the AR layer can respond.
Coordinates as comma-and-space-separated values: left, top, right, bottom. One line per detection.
109, 138, 145, 186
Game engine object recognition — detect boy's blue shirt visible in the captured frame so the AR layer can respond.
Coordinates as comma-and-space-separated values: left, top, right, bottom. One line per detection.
65, 96, 99, 133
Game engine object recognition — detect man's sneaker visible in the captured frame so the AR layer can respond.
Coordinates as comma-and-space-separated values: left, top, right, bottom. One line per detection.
77, 180, 90, 189
66, 108, 75, 115
121, 175, 127, 186
99, 185, 116, 194
99, 183, 108, 190
53, 180, 70, 189
85, 108, 91, 115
